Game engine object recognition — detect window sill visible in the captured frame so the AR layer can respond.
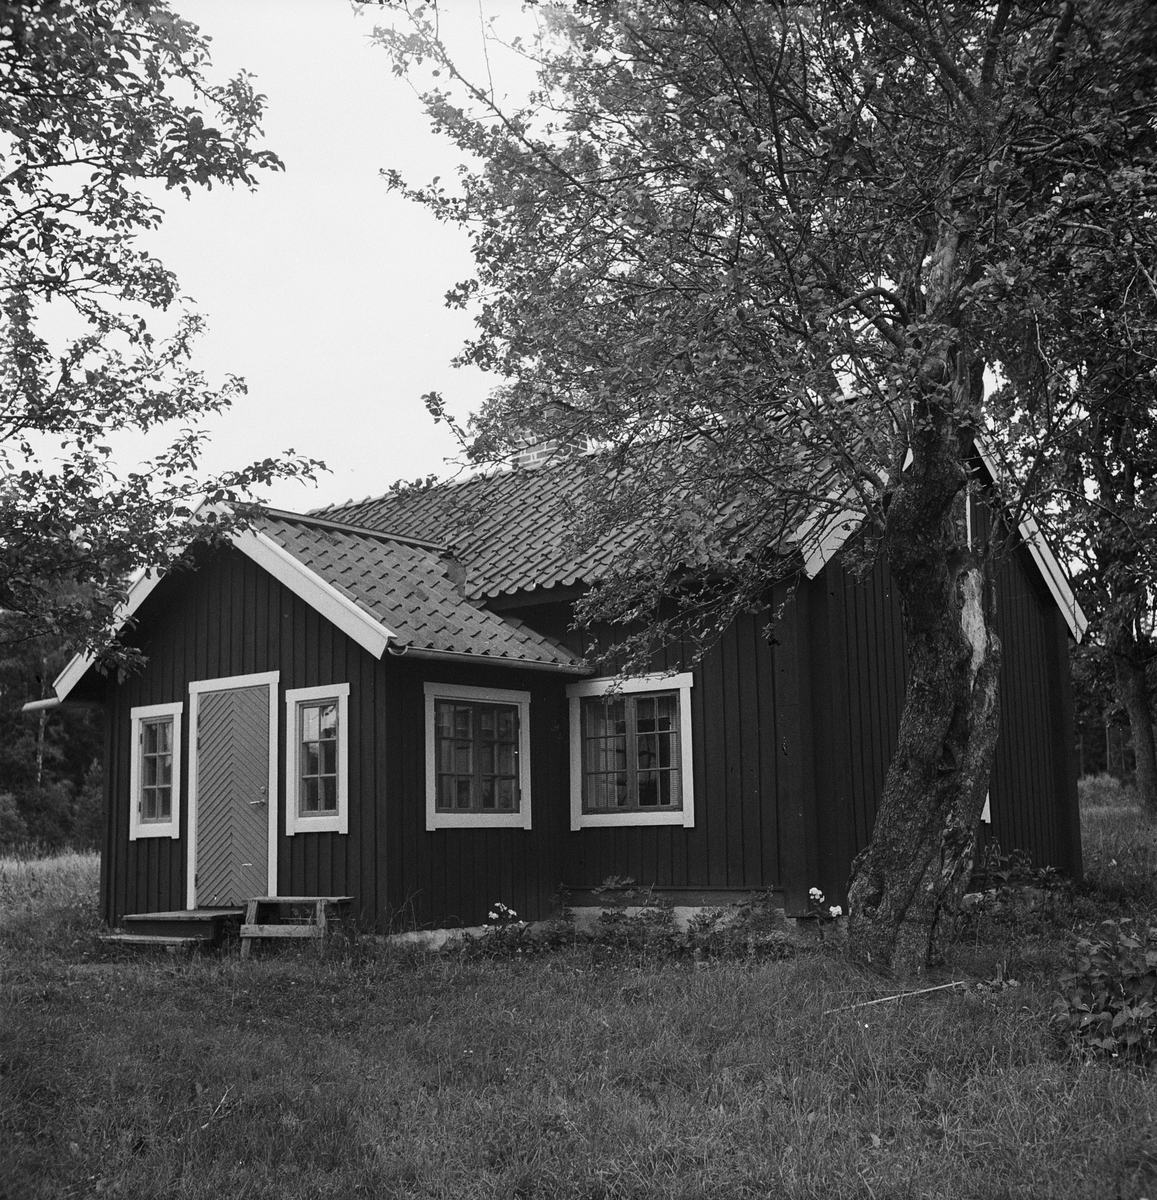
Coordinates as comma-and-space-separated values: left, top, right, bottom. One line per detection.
427, 810, 531, 831
575, 810, 690, 828
131, 821, 179, 840
290, 813, 346, 835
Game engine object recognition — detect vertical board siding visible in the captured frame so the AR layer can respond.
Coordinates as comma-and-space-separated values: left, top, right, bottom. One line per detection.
810, 532, 1080, 901
100, 546, 388, 927
103, 546, 571, 930
830, 554, 909, 871
988, 542, 1072, 871
381, 657, 569, 930
561, 607, 789, 897
99, 527, 1080, 930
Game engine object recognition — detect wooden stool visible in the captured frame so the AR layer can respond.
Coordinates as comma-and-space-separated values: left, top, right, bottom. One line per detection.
239, 895, 353, 959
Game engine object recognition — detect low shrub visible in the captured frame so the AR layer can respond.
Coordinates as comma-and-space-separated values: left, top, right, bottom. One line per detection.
459, 891, 798, 964
1052, 920, 1157, 1061
970, 842, 1067, 893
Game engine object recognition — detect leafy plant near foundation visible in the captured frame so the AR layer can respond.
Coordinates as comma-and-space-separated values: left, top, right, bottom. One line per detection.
1053, 922, 1157, 1061
463, 889, 796, 964
972, 844, 1066, 892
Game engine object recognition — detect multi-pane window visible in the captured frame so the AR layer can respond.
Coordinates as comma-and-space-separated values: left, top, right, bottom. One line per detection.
129, 701, 182, 841
434, 700, 520, 812
581, 692, 681, 812
567, 673, 694, 830
140, 716, 175, 822
299, 701, 339, 814
423, 683, 533, 830
285, 684, 349, 835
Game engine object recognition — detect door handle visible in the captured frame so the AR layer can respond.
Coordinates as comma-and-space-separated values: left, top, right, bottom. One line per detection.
249, 786, 268, 806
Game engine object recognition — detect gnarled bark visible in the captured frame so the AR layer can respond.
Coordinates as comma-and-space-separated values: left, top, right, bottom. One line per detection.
847, 384, 1002, 975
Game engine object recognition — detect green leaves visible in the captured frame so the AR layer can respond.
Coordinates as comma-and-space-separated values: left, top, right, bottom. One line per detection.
0, 1, 315, 663
1053, 921, 1157, 1061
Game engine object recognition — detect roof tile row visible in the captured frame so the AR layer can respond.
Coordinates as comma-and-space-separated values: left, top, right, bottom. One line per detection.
259, 511, 583, 670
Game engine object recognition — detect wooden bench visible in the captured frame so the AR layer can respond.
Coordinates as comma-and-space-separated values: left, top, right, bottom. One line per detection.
239, 896, 353, 959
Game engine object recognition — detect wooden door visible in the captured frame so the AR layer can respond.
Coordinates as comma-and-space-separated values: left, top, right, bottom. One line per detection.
194, 685, 271, 906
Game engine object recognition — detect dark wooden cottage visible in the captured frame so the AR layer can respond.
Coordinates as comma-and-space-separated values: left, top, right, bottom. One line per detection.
51, 450, 1086, 934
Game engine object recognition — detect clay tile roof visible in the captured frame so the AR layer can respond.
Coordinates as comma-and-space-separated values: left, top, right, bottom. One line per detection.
313, 458, 619, 600
257, 512, 584, 671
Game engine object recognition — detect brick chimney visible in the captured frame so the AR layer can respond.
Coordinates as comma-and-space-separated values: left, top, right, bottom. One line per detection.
511, 402, 594, 469
512, 437, 569, 470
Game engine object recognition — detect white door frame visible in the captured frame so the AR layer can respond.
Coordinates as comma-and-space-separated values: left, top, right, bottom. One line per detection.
186, 671, 280, 909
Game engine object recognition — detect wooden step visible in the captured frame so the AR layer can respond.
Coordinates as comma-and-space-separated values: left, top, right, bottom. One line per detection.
100, 932, 206, 951
120, 908, 245, 942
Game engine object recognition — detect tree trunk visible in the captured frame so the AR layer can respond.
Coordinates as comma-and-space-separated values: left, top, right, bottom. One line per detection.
1113, 649, 1157, 814
846, 368, 1002, 975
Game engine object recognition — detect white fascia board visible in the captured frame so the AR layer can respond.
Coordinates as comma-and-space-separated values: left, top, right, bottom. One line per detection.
973, 438, 1088, 643
232, 529, 395, 659
55, 523, 396, 701
53, 568, 165, 701
789, 486, 866, 580
798, 504, 865, 579
791, 441, 1087, 643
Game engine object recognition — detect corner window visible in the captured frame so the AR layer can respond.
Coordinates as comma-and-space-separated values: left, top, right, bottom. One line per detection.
424, 683, 532, 830
129, 702, 182, 840
567, 673, 695, 830
285, 684, 349, 835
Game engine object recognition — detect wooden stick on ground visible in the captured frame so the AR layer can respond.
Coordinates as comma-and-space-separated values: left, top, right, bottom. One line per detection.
823, 980, 966, 1015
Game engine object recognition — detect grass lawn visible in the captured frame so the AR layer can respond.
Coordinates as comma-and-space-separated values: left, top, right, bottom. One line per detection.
3, 786, 1156, 1200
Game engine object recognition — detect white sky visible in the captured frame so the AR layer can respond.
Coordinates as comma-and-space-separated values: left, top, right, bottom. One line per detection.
131, 0, 539, 512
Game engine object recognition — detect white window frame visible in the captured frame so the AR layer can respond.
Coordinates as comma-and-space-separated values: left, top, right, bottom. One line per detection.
424, 682, 532, 831
285, 683, 350, 835
129, 701, 183, 841
567, 672, 695, 830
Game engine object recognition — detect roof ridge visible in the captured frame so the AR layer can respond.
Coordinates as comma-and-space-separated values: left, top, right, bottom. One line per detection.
258, 507, 452, 554
310, 455, 596, 519
309, 468, 505, 517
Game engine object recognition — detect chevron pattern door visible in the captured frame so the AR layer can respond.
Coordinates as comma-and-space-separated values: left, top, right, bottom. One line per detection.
195, 685, 270, 907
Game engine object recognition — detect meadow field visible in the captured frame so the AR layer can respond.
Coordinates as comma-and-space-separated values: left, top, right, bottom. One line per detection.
2, 780, 1156, 1200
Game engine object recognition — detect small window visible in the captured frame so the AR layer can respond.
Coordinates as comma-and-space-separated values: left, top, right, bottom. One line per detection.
424, 683, 532, 830
129, 702, 182, 840
285, 684, 349, 835
141, 717, 175, 821
567, 673, 695, 830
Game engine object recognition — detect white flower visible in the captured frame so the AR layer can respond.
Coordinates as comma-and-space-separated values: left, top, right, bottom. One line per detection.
809, 887, 824, 901
829, 905, 843, 918
488, 911, 499, 921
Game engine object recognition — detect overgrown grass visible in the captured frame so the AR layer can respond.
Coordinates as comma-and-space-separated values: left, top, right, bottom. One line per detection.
0, 850, 101, 958
1078, 774, 1157, 907
3, 806, 1157, 1200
